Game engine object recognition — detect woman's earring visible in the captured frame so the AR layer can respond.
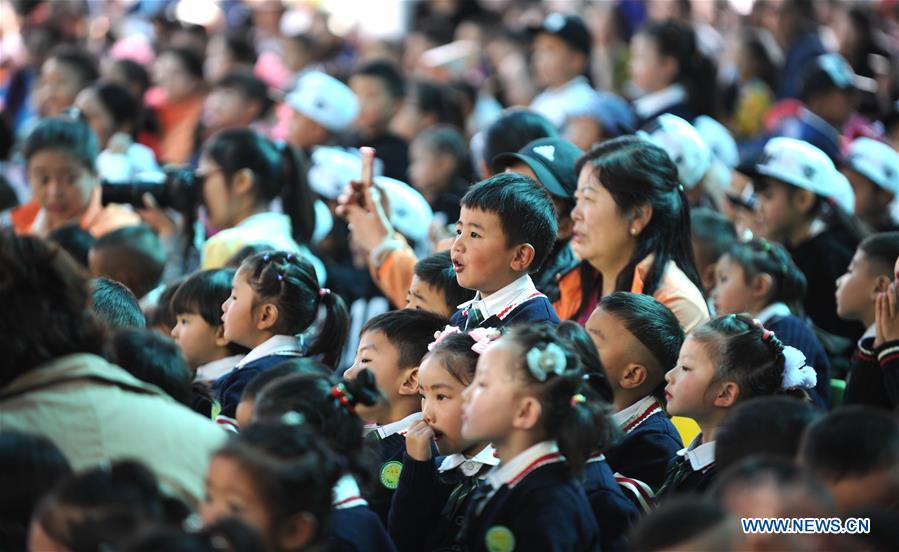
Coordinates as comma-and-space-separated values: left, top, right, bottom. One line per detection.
630, 227, 638, 236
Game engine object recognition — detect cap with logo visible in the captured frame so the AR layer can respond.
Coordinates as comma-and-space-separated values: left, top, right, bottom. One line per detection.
801, 53, 877, 97
638, 114, 712, 189
286, 71, 360, 133
845, 137, 899, 196
755, 137, 853, 211
537, 13, 592, 56
492, 137, 584, 200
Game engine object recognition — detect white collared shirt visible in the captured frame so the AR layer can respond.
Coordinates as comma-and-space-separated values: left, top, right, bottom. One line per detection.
634, 84, 687, 119
438, 444, 500, 477
612, 395, 662, 433
372, 412, 423, 440
677, 434, 716, 471
332, 474, 368, 510
756, 302, 792, 325
531, 76, 598, 129
236, 335, 303, 369
195, 354, 245, 383
484, 440, 563, 491
456, 274, 538, 321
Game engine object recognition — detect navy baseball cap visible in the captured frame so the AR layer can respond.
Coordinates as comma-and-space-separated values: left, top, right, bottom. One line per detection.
536, 13, 592, 56
493, 137, 584, 200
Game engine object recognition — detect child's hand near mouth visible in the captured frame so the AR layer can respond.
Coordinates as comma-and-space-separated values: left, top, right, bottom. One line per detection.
406, 419, 436, 461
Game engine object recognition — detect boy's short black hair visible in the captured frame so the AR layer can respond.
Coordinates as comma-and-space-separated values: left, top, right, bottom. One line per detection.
171, 268, 249, 357
711, 455, 833, 509
105, 328, 192, 405
483, 108, 558, 175
48, 45, 99, 88
461, 172, 558, 272
360, 310, 449, 369
859, 231, 899, 276
413, 251, 474, 313
629, 496, 729, 552
91, 277, 146, 330
214, 72, 273, 118
47, 223, 94, 267
799, 405, 899, 480
160, 47, 204, 81
24, 115, 99, 172
353, 59, 405, 100
716, 396, 821, 473
220, 32, 257, 65
691, 207, 737, 263
148, 278, 184, 333
91, 225, 166, 299
110, 59, 151, 93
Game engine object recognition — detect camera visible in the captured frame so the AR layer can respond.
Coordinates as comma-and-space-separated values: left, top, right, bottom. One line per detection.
101, 168, 200, 213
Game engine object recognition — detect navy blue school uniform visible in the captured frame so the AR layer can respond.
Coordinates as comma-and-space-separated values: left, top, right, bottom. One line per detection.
583, 455, 640, 552
844, 334, 897, 410
389, 446, 498, 552
633, 84, 696, 130
759, 303, 832, 407
459, 441, 599, 552
213, 335, 304, 429
364, 413, 424, 526
329, 475, 396, 552
450, 274, 560, 331
604, 396, 682, 494
656, 435, 717, 499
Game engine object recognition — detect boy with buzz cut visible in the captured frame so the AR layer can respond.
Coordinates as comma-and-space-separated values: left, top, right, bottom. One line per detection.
343, 308, 449, 524
450, 172, 560, 330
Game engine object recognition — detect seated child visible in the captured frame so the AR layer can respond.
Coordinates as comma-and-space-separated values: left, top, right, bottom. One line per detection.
389, 328, 501, 552
659, 314, 818, 498
91, 277, 146, 329
586, 292, 684, 493
839, 232, 899, 409
201, 422, 342, 551
450, 172, 560, 330
88, 225, 166, 303
216, 251, 349, 430
343, 309, 449, 523
798, 406, 899, 511
406, 251, 474, 318
234, 358, 331, 429
251, 370, 394, 552
628, 496, 735, 552
105, 328, 193, 407
458, 325, 605, 551
170, 268, 248, 384
841, 137, 899, 233
690, 207, 737, 301
713, 239, 832, 407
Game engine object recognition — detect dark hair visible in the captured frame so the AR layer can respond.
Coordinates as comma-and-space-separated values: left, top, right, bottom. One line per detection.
638, 20, 719, 117
354, 59, 405, 99
724, 239, 808, 313
739, 30, 777, 90
0, 432, 72, 551
0, 233, 105, 382
406, 79, 465, 131
575, 137, 701, 317
799, 405, 899, 480
147, 278, 184, 334
48, 45, 99, 88
214, 423, 341, 546
225, 243, 276, 268
90, 82, 139, 134
360, 309, 449, 369
414, 124, 474, 182
424, 332, 481, 386
24, 114, 99, 172
715, 396, 821, 473
629, 496, 727, 552
597, 292, 685, 401
32, 460, 187, 552
253, 371, 381, 483
220, 32, 258, 65
503, 324, 620, 476
160, 47, 204, 81
170, 268, 249, 357
239, 251, 348, 367
556, 321, 614, 402
91, 277, 146, 330
91, 225, 166, 299
691, 207, 737, 268
214, 72, 274, 119
461, 172, 559, 273
691, 314, 789, 401
711, 455, 833, 512
483, 108, 558, 175
47, 223, 94, 267
413, 251, 475, 314
859, 232, 899, 276
110, 59, 151, 94
120, 519, 264, 552
204, 128, 317, 245
105, 329, 192, 405
241, 358, 332, 402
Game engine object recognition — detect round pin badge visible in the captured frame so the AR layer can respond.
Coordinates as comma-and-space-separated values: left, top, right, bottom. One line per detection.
379, 460, 403, 490
485, 525, 515, 552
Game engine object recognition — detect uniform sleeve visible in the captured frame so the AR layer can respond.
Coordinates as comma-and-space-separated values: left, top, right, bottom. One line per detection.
388, 454, 445, 552
844, 339, 893, 409
370, 248, 418, 309
877, 340, 899, 409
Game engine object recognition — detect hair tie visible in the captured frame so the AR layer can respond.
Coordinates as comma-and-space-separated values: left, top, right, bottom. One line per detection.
330, 383, 355, 413
761, 329, 773, 342
319, 287, 331, 297
429, 325, 461, 351
526, 342, 567, 381
570, 393, 586, 407
781, 346, 816, 390
277, 274, 284, 281
280, 411, 306, 426
285, 253, 294, 261
263, 254, 271, 263
469, 327, 502, 355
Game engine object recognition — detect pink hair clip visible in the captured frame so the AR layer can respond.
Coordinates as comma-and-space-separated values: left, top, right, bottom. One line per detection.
469, 327, 502, 355
319, 288, 331, 297
428, 325, 462, 351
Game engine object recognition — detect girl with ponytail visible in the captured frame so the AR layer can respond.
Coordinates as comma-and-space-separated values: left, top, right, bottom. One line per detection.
556, 136, 708, 333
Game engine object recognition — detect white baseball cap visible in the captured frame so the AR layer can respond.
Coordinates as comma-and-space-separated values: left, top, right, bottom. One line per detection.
638, 113, 712, 189
286, 71, 359, 133
829, 170, 855, 214
694, 115, 739, 169
373, 176, 434, 244
845, 137, 899, 196
307, 147, 383, 200
756, 137, 854, 211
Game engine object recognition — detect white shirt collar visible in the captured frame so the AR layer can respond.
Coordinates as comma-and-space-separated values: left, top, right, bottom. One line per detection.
236, 335, 303, 369
612, 395, 663, 433
863, 324, 877, 340
374, 412, 423, 440
455, 274, 538, 320
485, 440, 563, 490
332, 474, 367, 509
634, 84, 687, 118
756, 302, 792, 325
195, 355, 245, 383
677, 434, 716, 471
438, 444, 500, 476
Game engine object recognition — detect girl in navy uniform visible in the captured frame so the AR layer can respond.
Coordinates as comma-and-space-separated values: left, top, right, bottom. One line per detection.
458, 324, 605, 552
389, 327, 501, 552
215, 250, 349, 429
660, 314, 818, 498
251, 369, 396, 552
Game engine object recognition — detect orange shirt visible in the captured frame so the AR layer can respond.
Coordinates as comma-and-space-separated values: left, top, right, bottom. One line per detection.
153, 93, 205, 165
12, 187, 140, 238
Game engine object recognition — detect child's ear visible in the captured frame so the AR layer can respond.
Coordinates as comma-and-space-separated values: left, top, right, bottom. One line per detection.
713, 381, 740, 409
751, 273, 774, 302
255, 302, 279, 331
397, 366, 420, 397
278, 512, 317, 551
513, 395, 542, 431
620, 363, 648, 390
214, 324, 229, 348
874, 274, 891, 295
510, 243, 536, 272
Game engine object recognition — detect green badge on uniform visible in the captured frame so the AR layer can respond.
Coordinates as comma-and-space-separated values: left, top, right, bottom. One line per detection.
379, 460, 403, 489
485, 525, 515, 552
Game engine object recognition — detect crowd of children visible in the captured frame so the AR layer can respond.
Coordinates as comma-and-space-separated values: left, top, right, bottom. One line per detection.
3, 0, 899, 551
